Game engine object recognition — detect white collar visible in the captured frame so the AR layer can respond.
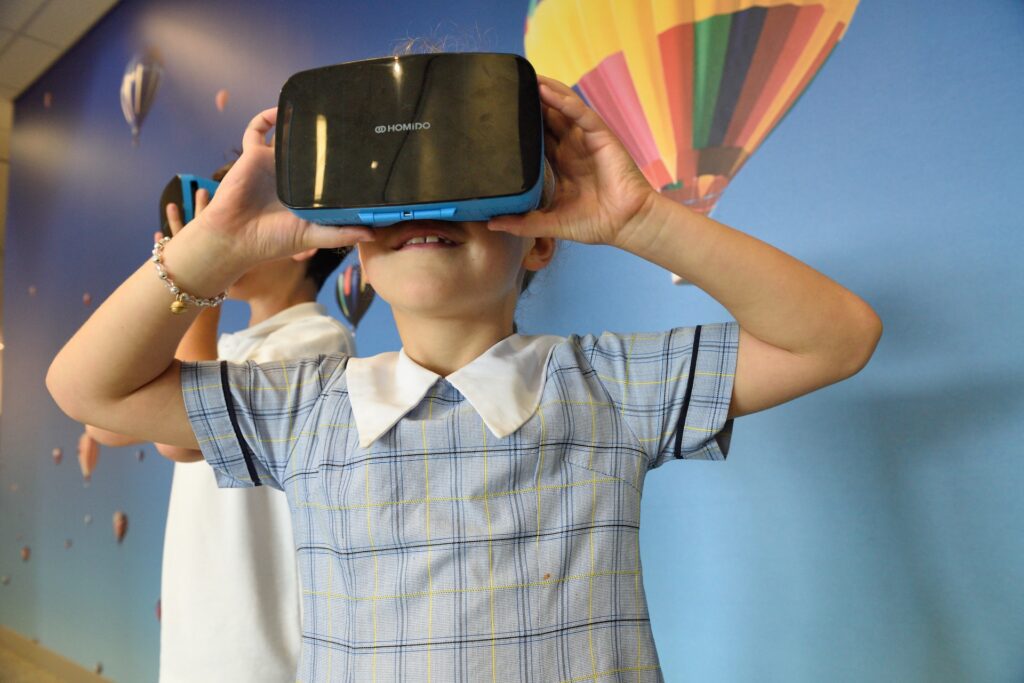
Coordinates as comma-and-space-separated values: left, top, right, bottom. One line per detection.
346, 334, 565, 448
221, 302, 328, 342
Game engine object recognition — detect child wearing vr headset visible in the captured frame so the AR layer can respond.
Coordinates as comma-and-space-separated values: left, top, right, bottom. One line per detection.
49, 54, 880, 681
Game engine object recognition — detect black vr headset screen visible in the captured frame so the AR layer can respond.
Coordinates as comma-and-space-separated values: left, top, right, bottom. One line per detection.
277, 53, 542, 209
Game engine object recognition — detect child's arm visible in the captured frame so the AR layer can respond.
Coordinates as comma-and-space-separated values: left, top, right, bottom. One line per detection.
84, 425, 141, 448
47, 109, 374, 449
150, 196, 221, 461
490, 77, 881, 419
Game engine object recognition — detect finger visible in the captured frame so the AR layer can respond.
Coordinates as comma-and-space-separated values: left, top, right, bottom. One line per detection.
540, 82, 606, 134
537, 74, 574, 94
165, 202, 184, 234
298, 225, 377, 251
543, 104, 571, 139
242, 107, 278, 152
487, 210, 562, 239
194, 188, 210, 218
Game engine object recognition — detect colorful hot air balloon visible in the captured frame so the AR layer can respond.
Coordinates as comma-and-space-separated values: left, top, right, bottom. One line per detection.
525, 0, 858, 216
120, 50, 163, 145
336, 264, 375, 330
20, 546, 30, 562
113, 510, 129, 544
78, 430, 99, 481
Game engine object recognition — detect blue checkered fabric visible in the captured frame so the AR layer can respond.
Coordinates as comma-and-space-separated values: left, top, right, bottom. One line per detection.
181, 322, 739, 682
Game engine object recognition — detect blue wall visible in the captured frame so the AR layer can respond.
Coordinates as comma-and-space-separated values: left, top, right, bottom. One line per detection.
2, 1, 1022, 681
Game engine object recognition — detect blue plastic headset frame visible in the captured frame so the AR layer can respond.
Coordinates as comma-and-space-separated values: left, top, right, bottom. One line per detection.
177, 174, 220, 223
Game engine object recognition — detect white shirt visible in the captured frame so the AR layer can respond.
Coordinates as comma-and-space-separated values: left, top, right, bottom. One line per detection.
159, 303, 354, 683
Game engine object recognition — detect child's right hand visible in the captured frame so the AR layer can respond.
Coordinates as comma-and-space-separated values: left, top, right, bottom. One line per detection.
191, 108, 374, 268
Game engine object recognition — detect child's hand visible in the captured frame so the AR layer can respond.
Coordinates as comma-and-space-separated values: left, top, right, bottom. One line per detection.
156, 187, 211, 244
191, 108, 374, 267
487, 76, 657, 248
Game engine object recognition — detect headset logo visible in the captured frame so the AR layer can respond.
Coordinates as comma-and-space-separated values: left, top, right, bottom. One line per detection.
374, 122, 432, 134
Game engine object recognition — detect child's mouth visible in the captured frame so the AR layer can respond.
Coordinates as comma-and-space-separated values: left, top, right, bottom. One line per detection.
397, 235, 458, 250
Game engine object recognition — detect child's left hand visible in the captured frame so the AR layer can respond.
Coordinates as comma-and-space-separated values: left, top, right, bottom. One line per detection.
487, 76, 657, 248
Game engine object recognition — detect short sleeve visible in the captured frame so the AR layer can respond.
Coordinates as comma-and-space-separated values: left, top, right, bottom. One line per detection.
578, 322, 739, 468
180, 354, 347, 490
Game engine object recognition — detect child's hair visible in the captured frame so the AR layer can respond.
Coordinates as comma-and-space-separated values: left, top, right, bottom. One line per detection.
212, 157, 349, 293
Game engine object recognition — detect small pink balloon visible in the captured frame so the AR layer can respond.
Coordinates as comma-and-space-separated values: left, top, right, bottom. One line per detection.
20, 546, 30, 562
78, 430, 99, 481
215, 88, 229, 112
52, 447, 63, 465
113, 510, 128, 543
43, 92, 53, 108
82, 292, 92, 306
28, 285, 37, 296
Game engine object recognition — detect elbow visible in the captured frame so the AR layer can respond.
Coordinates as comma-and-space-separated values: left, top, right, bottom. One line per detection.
838, 304, 883, 379
46, 356, 84, 423
155, 443, 204, 463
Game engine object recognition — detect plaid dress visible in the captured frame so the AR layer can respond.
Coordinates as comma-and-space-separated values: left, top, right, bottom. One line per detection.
181, 322, 739, 682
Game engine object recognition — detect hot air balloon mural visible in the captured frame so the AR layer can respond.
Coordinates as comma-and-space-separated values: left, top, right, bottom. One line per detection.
336, 264, 375, 330
113, 510, 129, 544
120, 50, 163, 145
525, 0, 858, 278
78, 430, 99, 481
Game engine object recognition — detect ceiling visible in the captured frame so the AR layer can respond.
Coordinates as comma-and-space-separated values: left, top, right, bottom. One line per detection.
0, 0, 120, 100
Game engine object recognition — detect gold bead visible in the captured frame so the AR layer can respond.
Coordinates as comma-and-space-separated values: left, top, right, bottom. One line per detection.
170, 300, 187, 314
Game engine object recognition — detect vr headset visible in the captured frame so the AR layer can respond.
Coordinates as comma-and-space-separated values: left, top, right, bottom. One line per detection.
159, 174, 220, 238
275, 52, 551, 227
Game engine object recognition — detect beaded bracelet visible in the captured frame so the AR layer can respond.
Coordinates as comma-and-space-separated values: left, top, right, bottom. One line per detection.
151, 237, 227, 314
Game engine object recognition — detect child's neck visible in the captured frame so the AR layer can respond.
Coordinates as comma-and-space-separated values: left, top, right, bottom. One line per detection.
246, 284, 318, 327
395, 311, 516, 377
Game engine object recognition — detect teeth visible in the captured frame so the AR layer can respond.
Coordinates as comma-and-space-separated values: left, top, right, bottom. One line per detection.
402, 235, 454, 247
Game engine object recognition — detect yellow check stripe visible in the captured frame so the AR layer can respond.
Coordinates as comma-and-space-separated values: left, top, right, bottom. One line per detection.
196, 423, 354, 446
561, 664, 661, 683
303, 568, 640, 602
597, 369, 733, 386
297, 476, 620, 512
